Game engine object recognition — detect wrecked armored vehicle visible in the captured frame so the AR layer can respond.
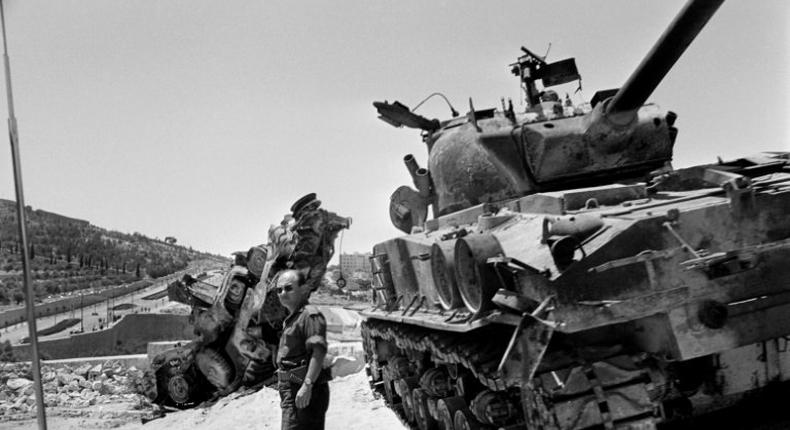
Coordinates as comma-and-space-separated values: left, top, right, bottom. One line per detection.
361, 1, 790, 429
145, 194, 350, 407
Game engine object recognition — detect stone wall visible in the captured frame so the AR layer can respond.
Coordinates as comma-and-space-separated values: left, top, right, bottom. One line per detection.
12, 313, 195, 361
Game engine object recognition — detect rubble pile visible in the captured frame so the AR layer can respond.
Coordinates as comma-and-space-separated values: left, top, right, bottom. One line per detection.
0, 360, 151, 421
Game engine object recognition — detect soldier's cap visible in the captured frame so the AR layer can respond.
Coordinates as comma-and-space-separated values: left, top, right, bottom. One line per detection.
290, 193, 321, 214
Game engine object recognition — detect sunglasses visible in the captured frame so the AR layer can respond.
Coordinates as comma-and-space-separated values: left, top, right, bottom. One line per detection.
275, 284, 295, 294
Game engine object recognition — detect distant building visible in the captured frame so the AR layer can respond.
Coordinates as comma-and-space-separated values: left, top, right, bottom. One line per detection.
339, 252, 371, 275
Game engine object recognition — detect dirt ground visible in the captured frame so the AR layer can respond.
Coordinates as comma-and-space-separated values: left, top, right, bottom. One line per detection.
3, 370, 406, 430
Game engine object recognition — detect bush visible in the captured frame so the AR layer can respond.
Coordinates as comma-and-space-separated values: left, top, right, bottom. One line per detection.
0, 340, 16, 361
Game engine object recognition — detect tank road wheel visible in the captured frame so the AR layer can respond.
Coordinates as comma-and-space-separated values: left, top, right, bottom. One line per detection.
453, 409, 482, 430
412, 388, 438, 430
396, 377, 420, 423
196, 348, 234, 391
383, 373, 397, 406
166, 374, 193, 405
469, 389, 519, 428
437, 396, 467, 430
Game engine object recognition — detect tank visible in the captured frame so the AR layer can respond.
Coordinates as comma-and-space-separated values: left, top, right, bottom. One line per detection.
144, 193, 350, 408
361, 1, 790, 429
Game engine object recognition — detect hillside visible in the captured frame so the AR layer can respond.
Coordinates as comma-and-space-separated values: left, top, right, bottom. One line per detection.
0, 199, 227, 305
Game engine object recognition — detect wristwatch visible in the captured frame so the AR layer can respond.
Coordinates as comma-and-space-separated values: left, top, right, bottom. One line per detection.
303, 377, 313, 387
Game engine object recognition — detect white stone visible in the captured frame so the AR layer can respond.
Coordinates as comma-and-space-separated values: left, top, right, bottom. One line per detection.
79, 378, 92, 389
74, 363, 92, 378
89, 364, 103, 379
6, 378, 33, 390
57, 372, 73, 386
13, 395, 27, 408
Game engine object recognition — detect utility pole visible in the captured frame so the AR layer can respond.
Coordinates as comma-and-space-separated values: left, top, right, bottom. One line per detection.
1, 1, 47, 427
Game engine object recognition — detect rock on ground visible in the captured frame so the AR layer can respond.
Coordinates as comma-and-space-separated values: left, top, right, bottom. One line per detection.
2, 369, 405, 430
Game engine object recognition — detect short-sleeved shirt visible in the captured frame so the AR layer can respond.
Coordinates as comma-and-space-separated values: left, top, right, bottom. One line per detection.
276, 304, 328, 369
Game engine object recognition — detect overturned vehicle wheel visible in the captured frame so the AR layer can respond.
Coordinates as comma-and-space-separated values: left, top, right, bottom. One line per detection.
149, 345, 212, 408
196, 348, 234, 391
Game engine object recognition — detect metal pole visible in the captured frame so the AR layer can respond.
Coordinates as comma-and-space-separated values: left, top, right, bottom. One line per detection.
0, 1, 47, 428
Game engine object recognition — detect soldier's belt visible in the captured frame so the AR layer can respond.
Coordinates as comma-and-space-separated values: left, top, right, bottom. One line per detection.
277, 366, 331, 385
277, 365, 308, 384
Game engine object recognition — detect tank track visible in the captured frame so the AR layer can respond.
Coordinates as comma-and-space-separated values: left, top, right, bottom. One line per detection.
362, 318, 510, 391
362, 318, 663, 430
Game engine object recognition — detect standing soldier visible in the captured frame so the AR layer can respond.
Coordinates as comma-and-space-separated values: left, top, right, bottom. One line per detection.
275, 269, 331, 430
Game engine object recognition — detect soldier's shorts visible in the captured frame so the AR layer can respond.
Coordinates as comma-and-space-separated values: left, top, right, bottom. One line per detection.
279, 380, 330, 430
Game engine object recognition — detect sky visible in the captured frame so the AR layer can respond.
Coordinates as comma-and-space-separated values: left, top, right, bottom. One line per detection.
0, 0, 786, 259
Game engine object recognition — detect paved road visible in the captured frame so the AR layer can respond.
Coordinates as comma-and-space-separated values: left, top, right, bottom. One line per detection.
1, 280, 172, 345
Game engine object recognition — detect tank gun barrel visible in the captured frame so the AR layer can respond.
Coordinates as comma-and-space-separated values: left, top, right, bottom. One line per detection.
606, 0, 723, 114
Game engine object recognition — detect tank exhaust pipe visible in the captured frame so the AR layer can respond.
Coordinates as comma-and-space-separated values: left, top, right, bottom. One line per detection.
606, 0, 724, 114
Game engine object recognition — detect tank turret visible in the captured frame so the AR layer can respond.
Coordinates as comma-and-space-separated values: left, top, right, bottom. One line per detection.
376, 0, 723, 232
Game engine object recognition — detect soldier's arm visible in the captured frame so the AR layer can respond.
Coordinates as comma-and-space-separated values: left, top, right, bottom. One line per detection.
303, 311, 328, 383
306, 346, 326, 384
296, 311, 328, 408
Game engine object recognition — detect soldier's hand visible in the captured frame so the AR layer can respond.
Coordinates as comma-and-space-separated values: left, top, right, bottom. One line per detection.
295, 384, 312, 408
